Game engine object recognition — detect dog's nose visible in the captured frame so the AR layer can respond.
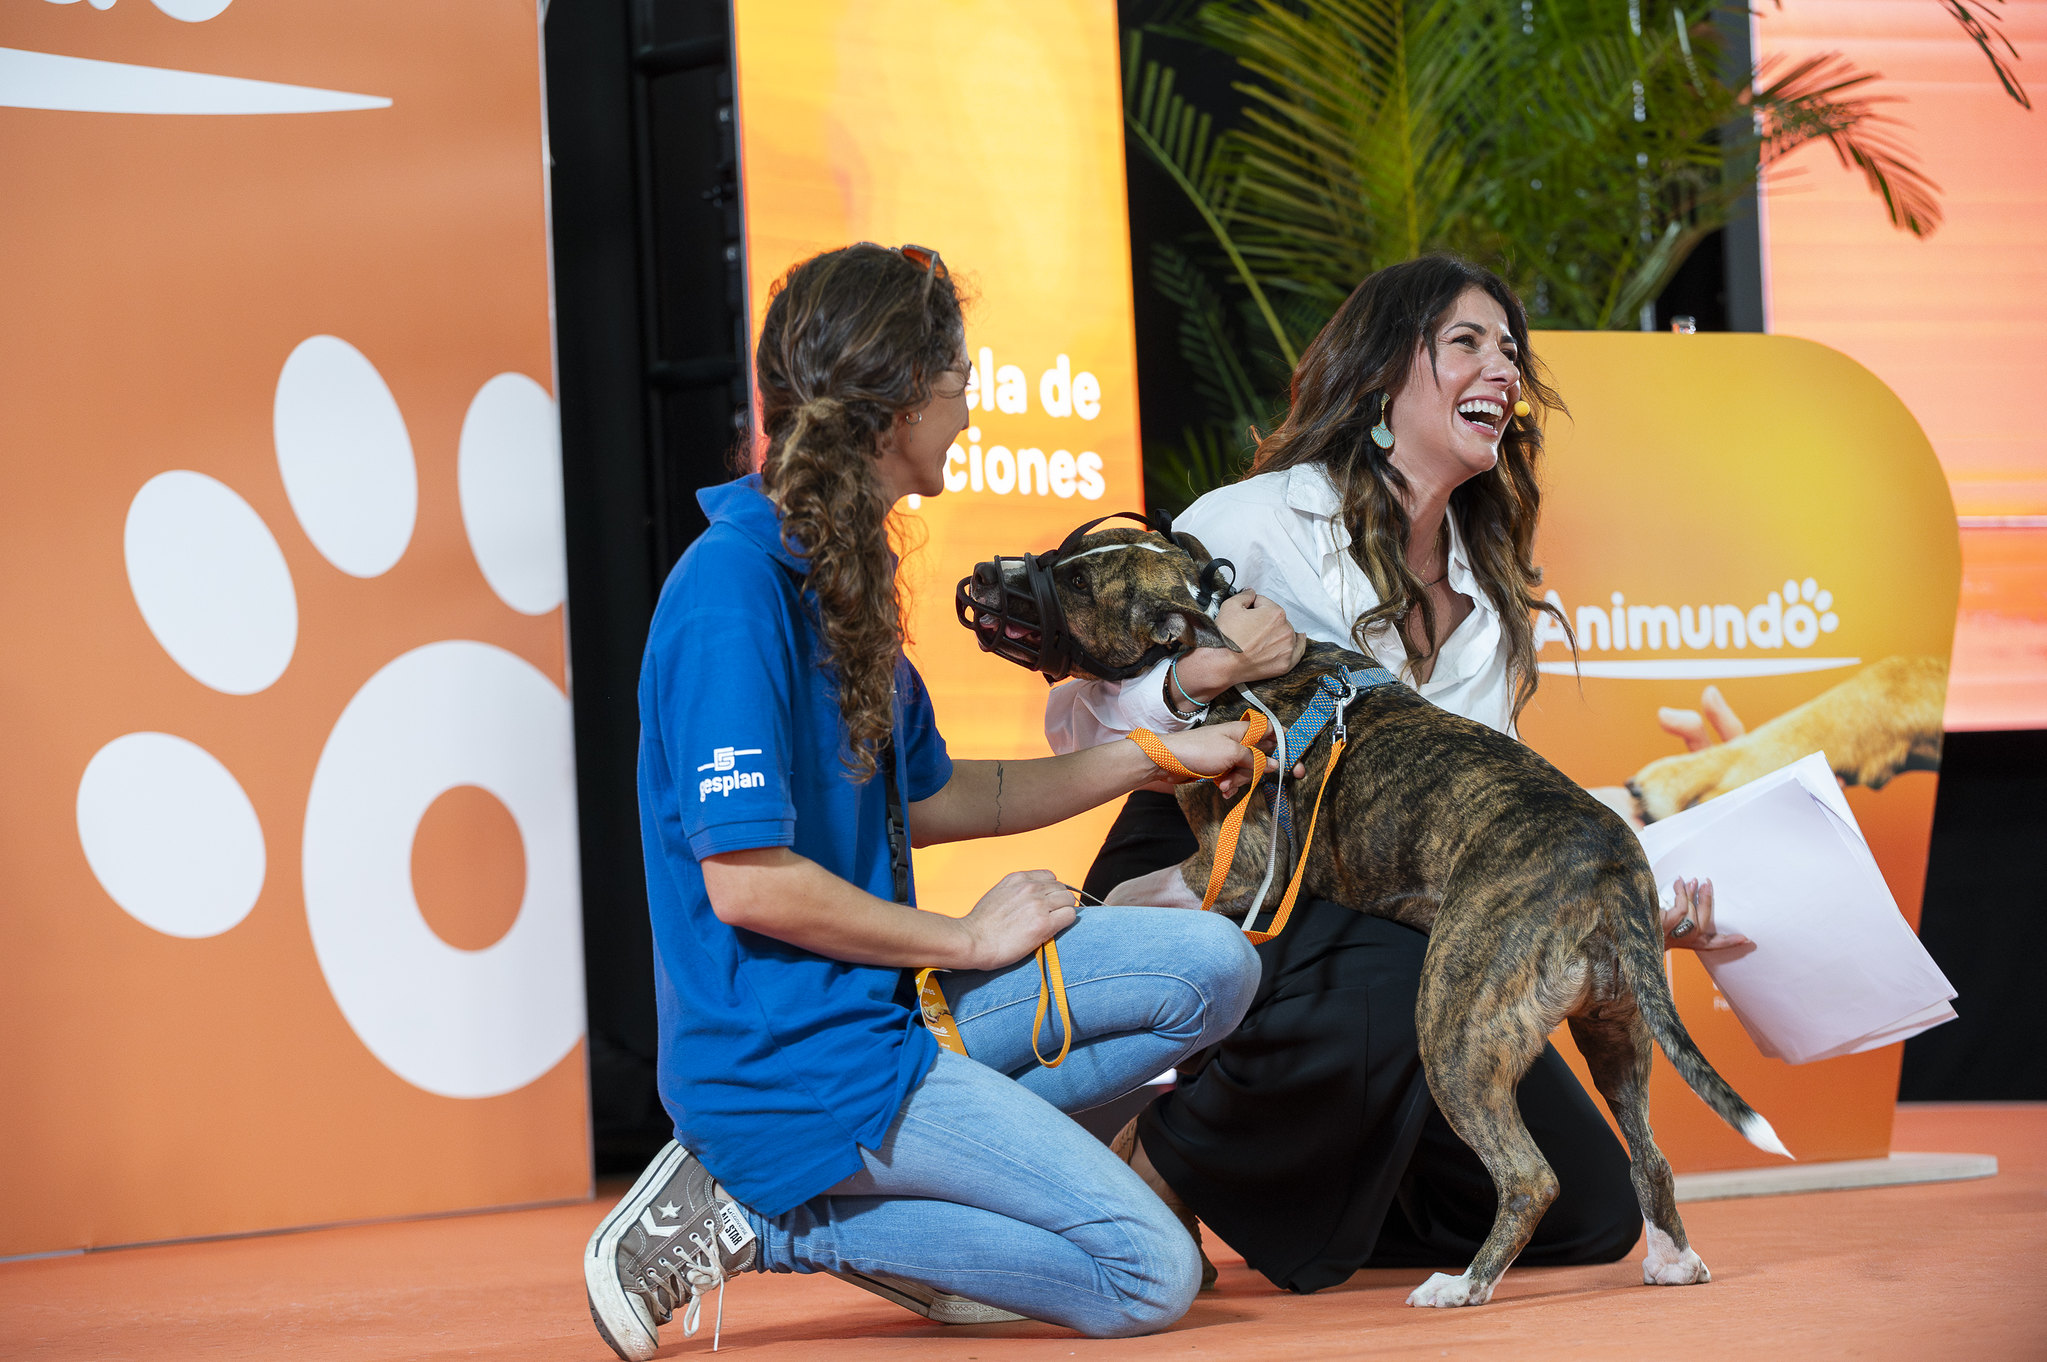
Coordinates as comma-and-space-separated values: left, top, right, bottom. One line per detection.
965, 561, 1012, 613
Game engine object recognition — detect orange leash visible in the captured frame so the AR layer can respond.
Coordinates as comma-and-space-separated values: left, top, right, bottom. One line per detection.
913, 966, 967, 1054
915, 936, 1073, 1069
1244, 735, 1345, 944
915, 712, 1334, 1064
1127, 712, 1271, 912
1129, 712, 1347, 943
1029, 939, 1073, 1067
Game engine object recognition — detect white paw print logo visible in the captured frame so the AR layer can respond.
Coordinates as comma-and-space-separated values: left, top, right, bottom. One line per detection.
42, 0, 233, 17
74, 336, 583, 1100
1782, 577, 1839, 649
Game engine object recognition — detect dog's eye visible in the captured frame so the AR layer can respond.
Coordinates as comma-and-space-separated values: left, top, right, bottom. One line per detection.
1061, 565, 1091, 595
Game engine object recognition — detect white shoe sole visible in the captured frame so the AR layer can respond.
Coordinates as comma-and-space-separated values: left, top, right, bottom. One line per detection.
833, 1267, 1029, 1324
585, 1142, 689, 1362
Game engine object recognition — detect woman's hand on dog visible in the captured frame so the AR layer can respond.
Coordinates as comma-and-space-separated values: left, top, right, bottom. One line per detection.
1152, 720, 1275, 798
1663, 877, 1752, 952
1167, 591, 1306, 704
959, 869, 1080, 969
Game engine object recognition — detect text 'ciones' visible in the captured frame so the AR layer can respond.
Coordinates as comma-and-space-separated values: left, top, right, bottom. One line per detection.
949, 347, 1107, 501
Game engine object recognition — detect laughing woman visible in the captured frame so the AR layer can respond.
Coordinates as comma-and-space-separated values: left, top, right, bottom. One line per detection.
1047, 254, 1738, 1295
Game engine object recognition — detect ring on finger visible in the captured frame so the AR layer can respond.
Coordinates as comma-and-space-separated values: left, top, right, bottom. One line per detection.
1671, 917, 1696, 939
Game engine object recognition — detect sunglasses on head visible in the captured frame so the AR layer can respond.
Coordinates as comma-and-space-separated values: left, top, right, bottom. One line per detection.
869, 243, 961, 371
894, 243, 947, 281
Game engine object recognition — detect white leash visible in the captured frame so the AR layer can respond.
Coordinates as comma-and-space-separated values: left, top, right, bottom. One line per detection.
1229, 680, 1290, 933
1170, 573, 1292, 933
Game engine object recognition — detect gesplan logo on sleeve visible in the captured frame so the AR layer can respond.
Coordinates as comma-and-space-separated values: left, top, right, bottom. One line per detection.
697, 746, 765, 801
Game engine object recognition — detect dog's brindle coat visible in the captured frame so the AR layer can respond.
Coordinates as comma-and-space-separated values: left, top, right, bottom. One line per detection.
977, 528, 1784, 1307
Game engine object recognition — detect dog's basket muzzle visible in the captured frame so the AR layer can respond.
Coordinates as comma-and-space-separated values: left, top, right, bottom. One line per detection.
955, 551, 1073, 677
954, 510, 1236, 684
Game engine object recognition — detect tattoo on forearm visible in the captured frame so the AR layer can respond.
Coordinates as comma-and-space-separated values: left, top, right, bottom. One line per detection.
993, 760, 1006, 836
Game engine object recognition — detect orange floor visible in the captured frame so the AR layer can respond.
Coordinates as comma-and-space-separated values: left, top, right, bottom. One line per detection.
3, 1103, 2042, 1362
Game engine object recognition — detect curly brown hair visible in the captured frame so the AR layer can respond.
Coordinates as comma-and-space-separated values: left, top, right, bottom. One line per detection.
1252, 254, 1570, 721
754, 244, 965, 782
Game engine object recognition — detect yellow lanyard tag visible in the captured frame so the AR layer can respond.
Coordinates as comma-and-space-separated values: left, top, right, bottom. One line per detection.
914, 939, 1071, 1068
914, 967, 968, 1056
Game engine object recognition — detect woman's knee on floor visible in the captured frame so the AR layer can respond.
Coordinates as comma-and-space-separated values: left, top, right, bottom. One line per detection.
1077, 1202, 1202, 1338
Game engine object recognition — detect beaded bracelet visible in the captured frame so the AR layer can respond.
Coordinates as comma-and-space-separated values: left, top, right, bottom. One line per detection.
1166, 655, 1210, 721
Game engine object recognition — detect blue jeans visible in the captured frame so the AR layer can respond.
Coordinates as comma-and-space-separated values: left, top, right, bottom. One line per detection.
743, 905, 1259, 1337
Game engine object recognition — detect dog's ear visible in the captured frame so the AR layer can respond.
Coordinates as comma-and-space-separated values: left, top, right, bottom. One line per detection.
1172, 531, 1213, 563
1151, 606, 1237, 653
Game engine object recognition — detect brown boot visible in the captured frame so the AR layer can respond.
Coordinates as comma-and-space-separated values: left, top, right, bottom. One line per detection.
1111, 1116, 1218, 1290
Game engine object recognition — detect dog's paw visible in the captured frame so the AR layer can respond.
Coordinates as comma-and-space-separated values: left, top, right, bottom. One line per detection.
1628, 747, 1737, 823
1405, 1272, 1493, 1308
1642, 1224, 1711, 1285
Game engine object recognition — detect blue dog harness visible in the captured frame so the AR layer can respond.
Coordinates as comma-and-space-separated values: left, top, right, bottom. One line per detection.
1270, 664, 1398, 856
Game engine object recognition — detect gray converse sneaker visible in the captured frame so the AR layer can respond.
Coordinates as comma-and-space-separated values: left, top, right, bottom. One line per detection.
830, 1266, 1029, 1324
585, 1141, 758, 1358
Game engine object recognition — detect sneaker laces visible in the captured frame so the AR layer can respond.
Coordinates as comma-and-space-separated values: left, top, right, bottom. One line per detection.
647, 1223, 739, 1351
631, 1272, 678, 1326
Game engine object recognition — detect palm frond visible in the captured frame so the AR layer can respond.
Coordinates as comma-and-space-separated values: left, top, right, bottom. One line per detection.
1124, 31, 1300, 365
1144, 422, 1255, 517
1120, 0, 1975, 442
1151, 242, 1269, 432
1196, 0, 1507, 283
1938, 0, 2031, 109
1608, 218, 1716, 328
1754, 52, 1944, 237
1763, 0, 2032, 110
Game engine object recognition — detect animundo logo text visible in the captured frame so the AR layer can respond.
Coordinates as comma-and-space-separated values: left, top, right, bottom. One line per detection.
697, 746, 766, 801
1532, 576, 1852, 681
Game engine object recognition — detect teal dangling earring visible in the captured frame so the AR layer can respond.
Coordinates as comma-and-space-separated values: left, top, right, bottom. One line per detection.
1370, 393, 1395, 450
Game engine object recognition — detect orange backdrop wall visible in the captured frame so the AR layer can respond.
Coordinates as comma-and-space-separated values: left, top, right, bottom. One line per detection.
1755, 0, 2047, 730
732, 0, 1146, 917
1522, 333, 1957, 1169
1, 2, 587, 1256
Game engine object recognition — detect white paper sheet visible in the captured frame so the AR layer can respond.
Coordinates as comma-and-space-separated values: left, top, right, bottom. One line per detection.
1635, 753, 1956, 1065
1638, 751, 1855, 862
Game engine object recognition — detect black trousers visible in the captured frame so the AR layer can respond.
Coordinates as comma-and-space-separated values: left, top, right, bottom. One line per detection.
1087, 791, 1641, 1295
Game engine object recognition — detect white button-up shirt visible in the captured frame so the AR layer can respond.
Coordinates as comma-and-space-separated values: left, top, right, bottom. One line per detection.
1044, 463, 1516, 752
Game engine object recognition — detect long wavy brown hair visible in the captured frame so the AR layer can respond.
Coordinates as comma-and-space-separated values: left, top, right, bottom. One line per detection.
753, 244, 965, 781
1252, 254, 1570, 720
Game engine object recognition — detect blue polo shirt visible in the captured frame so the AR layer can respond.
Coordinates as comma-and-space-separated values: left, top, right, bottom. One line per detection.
637, 475, 949, 1217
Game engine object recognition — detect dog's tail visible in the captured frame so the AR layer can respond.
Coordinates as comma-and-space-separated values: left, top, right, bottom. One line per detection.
1616, 872, 1792, 1161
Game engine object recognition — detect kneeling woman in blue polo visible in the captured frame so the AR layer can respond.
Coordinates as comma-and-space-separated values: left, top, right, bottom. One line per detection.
583, 243, 1263, 1358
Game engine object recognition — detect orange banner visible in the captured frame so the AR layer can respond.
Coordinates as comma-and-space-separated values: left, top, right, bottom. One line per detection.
1, 2, 586, 1255
732, 0, 1145, 915
1522, 332, 1958, 1168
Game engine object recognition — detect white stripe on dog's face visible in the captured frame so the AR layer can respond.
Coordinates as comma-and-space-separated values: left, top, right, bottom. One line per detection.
1062, 540, 1174, 563
1063, 539, 1226, 619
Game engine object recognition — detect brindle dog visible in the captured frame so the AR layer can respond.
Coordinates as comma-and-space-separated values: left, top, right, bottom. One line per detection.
963, 528, 1788, 1309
